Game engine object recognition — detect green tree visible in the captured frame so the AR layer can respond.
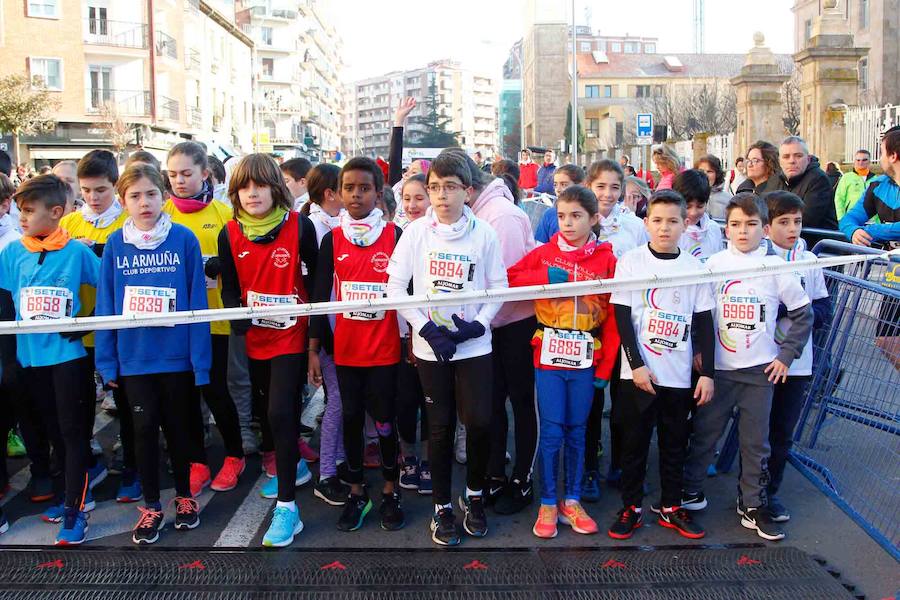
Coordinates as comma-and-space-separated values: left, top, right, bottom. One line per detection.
408, 77, 458, 148
563, 102, 584, 155
0, 74, 60, 163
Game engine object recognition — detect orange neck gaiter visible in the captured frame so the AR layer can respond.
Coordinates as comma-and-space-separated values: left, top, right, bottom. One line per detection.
20, 227, 70, 253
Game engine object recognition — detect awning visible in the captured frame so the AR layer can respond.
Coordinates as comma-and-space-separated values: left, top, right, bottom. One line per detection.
28, 147, 100, 160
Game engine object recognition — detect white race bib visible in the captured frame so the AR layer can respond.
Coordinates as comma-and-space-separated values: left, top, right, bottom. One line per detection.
123, 286, 177, 319
641, 308, 691, 352
340, 281, 386, 321
247, 290, 298, 330
426, 250, 473, 293
202, 255, 218, 289
539, 328, 593, 369
19, 287, 73, 321
718, 294, 766, 333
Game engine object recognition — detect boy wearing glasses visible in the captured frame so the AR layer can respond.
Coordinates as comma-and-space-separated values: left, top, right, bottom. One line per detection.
833, 149, 875, 221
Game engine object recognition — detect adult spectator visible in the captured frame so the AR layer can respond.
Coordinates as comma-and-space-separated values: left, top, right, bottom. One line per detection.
518, 148, 538, 194
695, 154, 732, 219
737, 141, 780, 194
474, 151, 492, 173
825, 162, 842, 193
776, 135, 838, 230
491, 159, 522, 203
618, 155, 630, 170
624, 165, 636, 176
652, 144, 682, 191
623, 175, 651, 218
0, 150, 11, 178
834, 149, 876, 220
534, 149, 557, 195
51, 160, 81, 207
728, 156, 747, 194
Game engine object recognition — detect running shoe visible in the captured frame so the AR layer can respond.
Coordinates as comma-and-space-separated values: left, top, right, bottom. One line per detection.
132, 505, 164, 545
740, 507, 785, 541
557, 501, 598, 534
116, 470, 143, 503
55, 507, 88, 546
0, 510, 8, 534
532, 504, 558, 539
189, 463, 212, 497
494, 477, 534, 515
174, 496, 200, 530
380, 491, 405, 531
430, 507, 459, 546
484, 477, 506, 506
581, 470, 601, 503
211, 457, 246, 492
681, 491, 708, 511
399, 455, 419, 490
458, 494, 488, 537
337, 492, 372, 531
298, 438, 319, 464
767, 497, 790, 522
28, 475, 54, 503
6, 430, 25, 458
607, 506, 643, 540
42, 491, 95, 523
260, 460, 312, 499
363, 442, 381, 468
314, 477, 349, 506
657, 506, 705, 539
261, 451, 276, 478
417, 461, 432, 495
87, 462, 108, 490
262, 504, 303, 547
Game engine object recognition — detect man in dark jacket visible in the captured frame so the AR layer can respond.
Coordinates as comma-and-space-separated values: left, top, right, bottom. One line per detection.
534, 149, 557, 195
777, 136, 838, 230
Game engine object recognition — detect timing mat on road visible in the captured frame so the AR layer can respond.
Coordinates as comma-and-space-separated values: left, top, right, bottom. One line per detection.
0, 544, 856, 599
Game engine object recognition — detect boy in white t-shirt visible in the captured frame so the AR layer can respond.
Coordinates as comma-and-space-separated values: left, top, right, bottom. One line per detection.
674, 169, 724, 263
607, 190, 716, 541
763, 191, 831, 523
682, 193, 812, 542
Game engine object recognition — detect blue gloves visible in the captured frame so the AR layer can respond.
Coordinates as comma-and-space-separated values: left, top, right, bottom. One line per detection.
548, 266, 570, 284
448, 314, 486, 343
593, 378, 608, 389
777, 303, 787, 320
419, 321, 456, 362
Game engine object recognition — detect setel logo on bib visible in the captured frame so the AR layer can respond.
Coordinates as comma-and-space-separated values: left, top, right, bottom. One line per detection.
247, 291, 298, 330
719, 294, 766, 333
427, 251, 474, 292
642, 309, 690, 351
340, 281, 386, 321
539, 328, 594, 369
19, 287, 74, 321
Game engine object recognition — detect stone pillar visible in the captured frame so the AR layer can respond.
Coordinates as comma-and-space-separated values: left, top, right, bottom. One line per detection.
692, 132, 711, 165
793, 0, 868, 164
731, 33, 790, 158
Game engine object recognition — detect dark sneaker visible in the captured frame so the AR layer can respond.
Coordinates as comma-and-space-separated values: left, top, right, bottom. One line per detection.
132, 505, 164, 545
657, 507, 705, 539
458, 495, 488, 537
337, 492, 372, 531
28, 475, 54, 503
430, 508, 459, 546
581, 470, 601, 503
607, 506, 643, 540
417, 461, 432, 495
605, 466, 622, 488
399, 456, 419, 490
314, 477, 350, 506
681, 491, 708, 511
484, 477, 506, 507
767, 497, 790, 522
493, 477, 534, 515
173, 496, 200, 530
379, 491, 405, 531
740, 507, 785, 541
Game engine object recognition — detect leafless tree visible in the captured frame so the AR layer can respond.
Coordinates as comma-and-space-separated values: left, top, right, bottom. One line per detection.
636, 79, 737, 141
782, 70, 801, 136
97, 101, 136, 158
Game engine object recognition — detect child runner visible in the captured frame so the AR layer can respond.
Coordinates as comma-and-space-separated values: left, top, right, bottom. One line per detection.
309, 157, 403, 531
281, 158, 312, 211
218, 154, 318, 547
764, 191, 831, 523
606, 190, 716, 541
95, 164, 210, 544
163, 142, 245, 497
386, 152, 508, 546
674, 169, 723, 263
300, 163, 351, 506
534, 164, 586, 243
0, 175, 100, 544
682, 193, 812, 541
507, 185, 619, 539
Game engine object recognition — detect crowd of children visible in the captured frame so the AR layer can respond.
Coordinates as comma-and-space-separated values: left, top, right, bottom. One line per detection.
0, 121, 829, 547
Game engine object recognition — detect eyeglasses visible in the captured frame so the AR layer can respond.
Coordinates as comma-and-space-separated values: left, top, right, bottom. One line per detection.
626, 192, 645, 201
427, 182, 465, 194
745, 158, 765, 166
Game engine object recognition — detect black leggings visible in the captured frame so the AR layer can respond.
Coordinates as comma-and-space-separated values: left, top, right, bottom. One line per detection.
188, 335, 243, 463
488, 317, 538, 482
86, 347, 136, 471
417, 355, 493, 506
585, 354, 623, 473
21, 357, 93, 509
249, 353, 305, 502
337, 364, 399, 485
396, 342, 428, 446
122, 371, 194, 502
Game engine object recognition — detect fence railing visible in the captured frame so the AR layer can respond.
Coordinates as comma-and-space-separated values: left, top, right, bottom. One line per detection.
845, 104, 900, 163
83, 18, 148, 49
159, 96, 180, 122
155, 30, 177, 60
706, 132, 735, 169
85, 89, 151, 117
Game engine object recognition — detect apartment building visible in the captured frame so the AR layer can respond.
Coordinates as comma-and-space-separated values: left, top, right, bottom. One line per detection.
0, 0, 254, 165
352, 60, 498, 160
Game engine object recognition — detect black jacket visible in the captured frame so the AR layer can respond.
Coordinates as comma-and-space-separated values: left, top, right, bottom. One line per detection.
776, 156, 838, 230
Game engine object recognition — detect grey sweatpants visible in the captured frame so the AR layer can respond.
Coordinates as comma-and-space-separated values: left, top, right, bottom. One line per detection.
227, 333, 253, 429
684, 366, 773, 509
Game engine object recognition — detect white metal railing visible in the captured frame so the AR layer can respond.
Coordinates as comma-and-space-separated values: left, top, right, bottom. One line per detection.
845, 104, 900, 163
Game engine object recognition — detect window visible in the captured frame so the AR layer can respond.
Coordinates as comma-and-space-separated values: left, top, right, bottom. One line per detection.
586, 118, 599, 137
860, 0, 869, 28
859, 57, 869, 90
603, 85, 613, 98
624, 42, 637, 54
610, 42, 622, 53
585, 85, 600, 98
261, 26, 273, 46
88, 6, 107, 35
804, 19, 812, 44
30, 57, 62, 89
28, 1, 58, 17
580, 41, 592, 52
635, 85, 651, 98
644, 43, 656, 53
89, 66, 111, 108
615, 123, 624, 146
261, 58, 274, 77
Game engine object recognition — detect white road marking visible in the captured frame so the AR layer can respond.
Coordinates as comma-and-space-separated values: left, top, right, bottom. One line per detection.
213, 472, 270, 547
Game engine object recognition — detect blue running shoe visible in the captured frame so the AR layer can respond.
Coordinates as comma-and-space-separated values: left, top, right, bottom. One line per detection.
42, 492, 95, 523
117, 470, 143, 503
87, 463, 108, 490
706, 463, 718, 477
55, 507, 88, 545
581, 470, 601, 503
260, 460, 312, 499
262, 504, 303, 547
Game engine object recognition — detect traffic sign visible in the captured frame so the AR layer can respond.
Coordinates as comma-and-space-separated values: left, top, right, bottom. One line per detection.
636, 113, 653, 146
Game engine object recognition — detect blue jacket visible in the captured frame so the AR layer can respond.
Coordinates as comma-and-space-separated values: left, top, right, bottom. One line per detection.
0, 238, 100, 367
534, 201, 559, 243
95, 224, 211, 385
839, 175, 900, 243
535, 164, 557, 195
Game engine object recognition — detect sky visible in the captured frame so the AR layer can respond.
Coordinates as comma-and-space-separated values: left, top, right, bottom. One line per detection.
328, 0, 796, 83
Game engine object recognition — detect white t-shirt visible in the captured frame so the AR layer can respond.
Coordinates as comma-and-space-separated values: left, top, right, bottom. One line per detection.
706, 245, 811, 371
386, 208, 507, 362
679, 213, 723, 263
598, 204, 647, 259
612, 245, 715, 388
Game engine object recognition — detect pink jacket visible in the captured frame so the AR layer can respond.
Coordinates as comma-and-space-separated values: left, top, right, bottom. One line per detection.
470, 178, 536, 328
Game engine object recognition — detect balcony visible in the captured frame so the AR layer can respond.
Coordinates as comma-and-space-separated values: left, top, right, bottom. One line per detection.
85, 89, 151, 117
159, 96, 180, 121
248, 6, 297, 20
185, 49, 201, 73
83, 18, 148, 49
155, 31, 177, 60
188, 106, 202, 129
